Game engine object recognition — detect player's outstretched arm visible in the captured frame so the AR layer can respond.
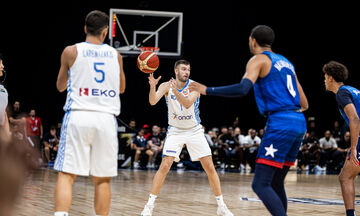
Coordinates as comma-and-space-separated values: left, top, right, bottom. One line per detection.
169, 78, 199, 109
188, 55, 264, 97
344, 104, 360, 166
295, 75, 308, 111
118, 53, 126, 94
56, 46, 77, 92
149, 73, 169, 106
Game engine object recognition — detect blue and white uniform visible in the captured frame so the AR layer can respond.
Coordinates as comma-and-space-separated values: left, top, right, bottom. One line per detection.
163, 79, 211, 162
54, 42, 120, 177
336, 85, 360, 163
254, 51, 306, 168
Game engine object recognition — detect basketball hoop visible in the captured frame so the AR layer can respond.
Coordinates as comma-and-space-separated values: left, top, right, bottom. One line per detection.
139, 47, 160, 53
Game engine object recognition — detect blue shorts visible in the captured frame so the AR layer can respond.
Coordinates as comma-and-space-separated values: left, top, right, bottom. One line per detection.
256, 111, 307, 169
346, 138, 360, 163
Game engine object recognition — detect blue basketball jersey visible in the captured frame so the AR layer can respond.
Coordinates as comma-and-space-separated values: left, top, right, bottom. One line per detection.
253, 51, 301, 116
337, 85, 360, 126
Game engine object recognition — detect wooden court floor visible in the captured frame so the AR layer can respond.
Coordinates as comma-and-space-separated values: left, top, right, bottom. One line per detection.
14, 168, 354, 215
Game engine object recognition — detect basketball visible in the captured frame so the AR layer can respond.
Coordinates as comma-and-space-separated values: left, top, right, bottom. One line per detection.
137, 51, 160, 73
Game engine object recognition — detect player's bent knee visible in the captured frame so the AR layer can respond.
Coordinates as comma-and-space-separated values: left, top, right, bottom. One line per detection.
92, 176, 111, 185
58, 172, 77, 183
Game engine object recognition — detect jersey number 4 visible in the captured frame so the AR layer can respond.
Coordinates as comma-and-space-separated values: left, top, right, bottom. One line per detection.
286, 74, 296, 98
94, 62, 105, 83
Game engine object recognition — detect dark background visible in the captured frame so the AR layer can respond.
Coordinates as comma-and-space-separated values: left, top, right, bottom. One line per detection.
0, 2, 357, 134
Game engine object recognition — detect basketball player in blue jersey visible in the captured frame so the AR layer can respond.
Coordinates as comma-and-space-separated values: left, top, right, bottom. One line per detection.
323, 61, 360, 216
141, 60, 233, 216
54, 11, 126, 216
189, 25, 309, 216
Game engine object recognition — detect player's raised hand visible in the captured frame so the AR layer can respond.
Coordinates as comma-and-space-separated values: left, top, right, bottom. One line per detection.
169, 78, 177, 90
350, 149, 360, 167
188, 81, 207, 95
148, 73, 162, 87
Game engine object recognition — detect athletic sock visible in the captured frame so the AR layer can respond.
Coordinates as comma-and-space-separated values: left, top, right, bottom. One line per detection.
346, 209, 355, 216
54, 212, 68, 216
146, 194, 157, 206
251, 163, 287, 216
215, 195, 225, 206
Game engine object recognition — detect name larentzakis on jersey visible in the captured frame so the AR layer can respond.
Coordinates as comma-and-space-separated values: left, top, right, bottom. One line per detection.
82, 49, 114, 58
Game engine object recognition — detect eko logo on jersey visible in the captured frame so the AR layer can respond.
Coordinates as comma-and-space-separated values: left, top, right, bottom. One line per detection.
79, 88, 116, 97
172, 113, 193, 120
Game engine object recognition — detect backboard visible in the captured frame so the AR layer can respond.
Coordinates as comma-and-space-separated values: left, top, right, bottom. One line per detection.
109, 9, 183, 57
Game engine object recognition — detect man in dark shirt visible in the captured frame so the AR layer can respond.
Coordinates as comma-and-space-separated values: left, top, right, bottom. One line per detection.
148, 125, 164, 167
323, 61, 360, 216
132, 129, 153, 169
43, 126, 59, 166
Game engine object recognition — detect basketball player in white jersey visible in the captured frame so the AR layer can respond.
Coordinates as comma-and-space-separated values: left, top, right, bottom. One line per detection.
0, 53, 10, 143
54, 11, 126, 216
141, 60, 233, 216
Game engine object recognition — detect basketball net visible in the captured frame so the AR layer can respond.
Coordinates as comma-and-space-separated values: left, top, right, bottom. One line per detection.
139, 47, 160, 53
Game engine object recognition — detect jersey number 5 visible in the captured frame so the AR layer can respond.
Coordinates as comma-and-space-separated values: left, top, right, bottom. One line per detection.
94, 62, 105, 83
286, 74, 296, 98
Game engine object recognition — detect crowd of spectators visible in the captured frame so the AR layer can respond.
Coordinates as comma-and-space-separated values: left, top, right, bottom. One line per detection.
125, 118, 351, 174
5, 100, 352, 175
6, 100, 61, 167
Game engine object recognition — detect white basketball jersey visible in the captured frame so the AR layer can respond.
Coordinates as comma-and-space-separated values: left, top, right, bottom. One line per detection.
64, 42, 121, 115
165, 79, 201, 129
0, 84, 8, 126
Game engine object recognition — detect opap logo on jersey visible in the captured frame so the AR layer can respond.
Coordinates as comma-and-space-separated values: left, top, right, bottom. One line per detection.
172, 113, 193, 120
79, 88, 117, 98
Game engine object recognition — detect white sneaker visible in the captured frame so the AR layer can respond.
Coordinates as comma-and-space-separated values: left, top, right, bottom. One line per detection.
314, 165, 324, 171
177, 162, 184, 168
217, 204, 233, 216
134, 162, 140, 169
141, 204, 154, 216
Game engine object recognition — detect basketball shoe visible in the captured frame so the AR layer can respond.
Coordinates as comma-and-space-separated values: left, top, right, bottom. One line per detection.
141, 204, 154, 216
217, 204, 233, 216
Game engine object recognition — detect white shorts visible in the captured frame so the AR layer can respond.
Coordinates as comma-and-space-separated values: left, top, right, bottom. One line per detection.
54, 110, 118, 177
163, 124, 212, 162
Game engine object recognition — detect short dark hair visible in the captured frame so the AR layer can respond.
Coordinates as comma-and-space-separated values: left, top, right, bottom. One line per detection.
174, 59, 190, 69
0, 53, 3, 60
85, 10, 109, 36
322, 61, 348, 83
250, 25, 275, 47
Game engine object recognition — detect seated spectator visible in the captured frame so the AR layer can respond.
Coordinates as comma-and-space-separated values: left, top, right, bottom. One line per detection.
319, 130, 342, 172
337, 131, 351, 168
204, 128, 216, 150
302, 131, 323, 171
148, 125, 164, 167
224, 127, 240, 169
160, 127, 167, 137
243, 129, 261, 173
142, 124, 151, 140
132, 129, 153, 169
258, 128, 265, 139
217, 126, 229, 168
43, 126, 59, 167
234, 127, 245, 171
